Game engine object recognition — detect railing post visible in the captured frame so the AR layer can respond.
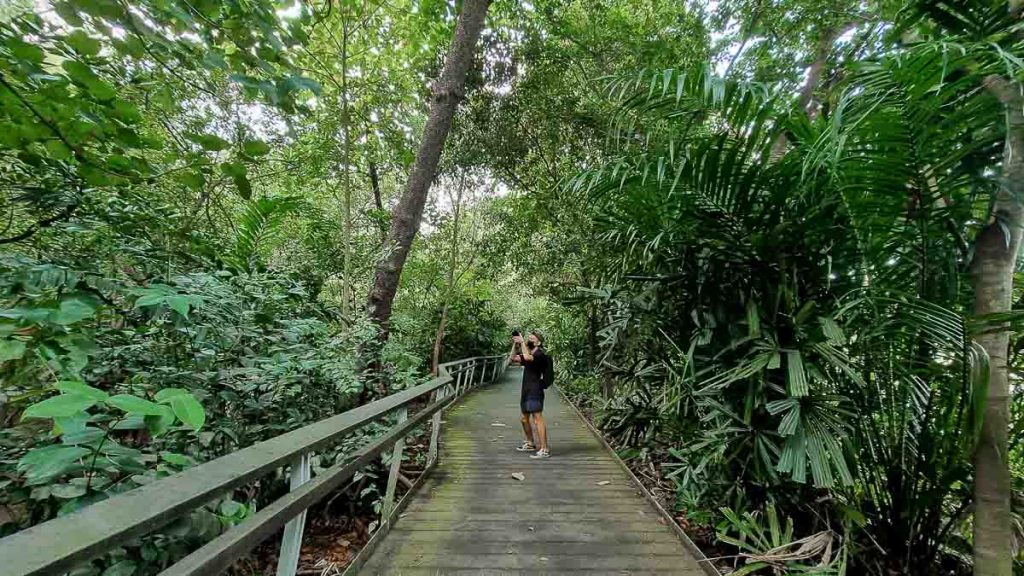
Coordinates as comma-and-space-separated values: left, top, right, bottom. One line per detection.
427, 387, 446, 465
381, 407, 408, 521
275, 452, 311, 576
468, 362, 477, 389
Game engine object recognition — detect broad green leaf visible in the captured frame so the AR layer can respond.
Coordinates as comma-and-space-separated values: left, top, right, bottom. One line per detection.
106, 394, 166, 416
220, 161, 245, 178
101, 560, 137, 576
61, 427, 106, 445
284, 75, 321, 95
17, 445, 89, 485
55, 381, 108, 401
53, 297, 97, 325
232, 173, 253, 199
134, 294, 166, 308
53, 412, 90, 436
242, 139, 271, 157
160, 452, 192, 467
170, 393, 206, 430
22, 394, 97, 420
61, 60, 116, 100
187, 133, 230, 151
155, 388, 189, 403
145, 405, 176, 437
50, 482, 88, 499
167, 296, 191, 317
64, 30, 101, 56
0, 339, 26, 362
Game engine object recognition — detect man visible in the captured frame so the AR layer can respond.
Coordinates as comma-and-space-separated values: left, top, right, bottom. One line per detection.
513, 330, 550, 459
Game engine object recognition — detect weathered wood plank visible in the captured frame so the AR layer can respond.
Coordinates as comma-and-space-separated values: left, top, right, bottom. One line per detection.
355, 367, 709, 575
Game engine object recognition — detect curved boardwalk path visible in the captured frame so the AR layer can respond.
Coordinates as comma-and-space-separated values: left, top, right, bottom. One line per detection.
358, 367, 708, 575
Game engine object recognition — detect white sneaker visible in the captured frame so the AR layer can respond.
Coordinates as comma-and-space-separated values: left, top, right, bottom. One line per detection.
530, 449, 550, 459
516, 442, 536, 452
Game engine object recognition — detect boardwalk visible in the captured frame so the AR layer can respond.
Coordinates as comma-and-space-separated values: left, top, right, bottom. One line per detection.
358, 367, 709, 575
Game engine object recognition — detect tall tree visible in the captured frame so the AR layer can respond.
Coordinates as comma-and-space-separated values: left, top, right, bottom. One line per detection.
366, 0, 492, 340
973, 72, 1023, 576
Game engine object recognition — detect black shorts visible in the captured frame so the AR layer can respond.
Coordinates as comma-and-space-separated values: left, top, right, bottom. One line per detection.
522, 396, 544, 414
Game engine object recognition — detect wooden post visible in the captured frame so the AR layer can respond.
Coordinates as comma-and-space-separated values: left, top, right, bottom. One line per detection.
427, 387, 446, 465
381, 407, 408, 521
275, 452, 311, 576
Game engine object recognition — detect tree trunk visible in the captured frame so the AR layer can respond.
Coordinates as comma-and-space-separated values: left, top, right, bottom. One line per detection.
431, 303, 450, 376
972, 76, 1023, 576
366, 0, 490, 341
769, 22, 854, 159
340, 15, 353, 316
368, 160, 386, 243
430, 174, 466, 375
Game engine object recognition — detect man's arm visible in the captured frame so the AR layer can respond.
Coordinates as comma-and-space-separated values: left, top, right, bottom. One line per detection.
519, 339, 535, 362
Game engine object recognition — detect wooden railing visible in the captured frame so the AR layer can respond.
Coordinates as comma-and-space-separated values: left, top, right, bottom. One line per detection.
0, 354, 509, 576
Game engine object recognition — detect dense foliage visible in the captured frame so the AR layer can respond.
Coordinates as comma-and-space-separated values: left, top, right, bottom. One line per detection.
2, 0, 1024, 575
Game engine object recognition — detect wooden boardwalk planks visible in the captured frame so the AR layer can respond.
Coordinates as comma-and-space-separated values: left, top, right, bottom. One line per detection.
357, 367, 708, 575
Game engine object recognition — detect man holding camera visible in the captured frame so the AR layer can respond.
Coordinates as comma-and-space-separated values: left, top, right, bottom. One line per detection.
513, 330, 551, 459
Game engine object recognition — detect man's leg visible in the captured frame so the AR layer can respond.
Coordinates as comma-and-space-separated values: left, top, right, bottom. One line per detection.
520, 413, 535, 446
531, 412, 548, 452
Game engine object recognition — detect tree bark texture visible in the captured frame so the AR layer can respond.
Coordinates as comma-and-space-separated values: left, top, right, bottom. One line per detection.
972, 76, 1023, 576
366, 0, 490, 340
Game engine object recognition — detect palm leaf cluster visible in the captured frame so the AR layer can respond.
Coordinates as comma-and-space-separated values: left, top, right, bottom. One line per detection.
569, 5, 1022, 571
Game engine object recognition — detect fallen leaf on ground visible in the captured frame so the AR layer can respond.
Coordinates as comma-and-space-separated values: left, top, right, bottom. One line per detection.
596, 480, 611, 486
511, 472, 526, 481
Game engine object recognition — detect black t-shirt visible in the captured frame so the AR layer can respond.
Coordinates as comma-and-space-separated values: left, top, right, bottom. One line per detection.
521, 346, 547, 399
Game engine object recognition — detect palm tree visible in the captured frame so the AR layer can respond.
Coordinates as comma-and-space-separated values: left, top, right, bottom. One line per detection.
568, 2, 1022, 566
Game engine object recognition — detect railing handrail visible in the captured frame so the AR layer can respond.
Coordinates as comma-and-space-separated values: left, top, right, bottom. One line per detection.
0, 353, 508, 576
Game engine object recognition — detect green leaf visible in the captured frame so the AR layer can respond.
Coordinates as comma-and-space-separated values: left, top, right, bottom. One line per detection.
220, 161, 245, 178
0, 339, 26, 362
167, 296, 191, 317
50, 482, 88, 499
145, 405, 176, 437
106, 394, 166, 416
101, 560, 137, 576
242, 139, 271, 157
61, 427, 106, 445
284, 76, 321, 95
170, 393, 206, 430
55, 381, 108, 401
53, 297, 97, 326
160, 452, 192, 467
134, 294, 166, 308
22, 394, 97, 420
155, 388, 189, 403
232, 173, 252, 199
61, 60, 116, 100
53, 412, 90, 436
785, 350, 808, 397
7, 37, 45, 63
180, 170, 205, 191
17, 445, 90, 485
187, 133, 230, 151
65, 30, 101, 56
